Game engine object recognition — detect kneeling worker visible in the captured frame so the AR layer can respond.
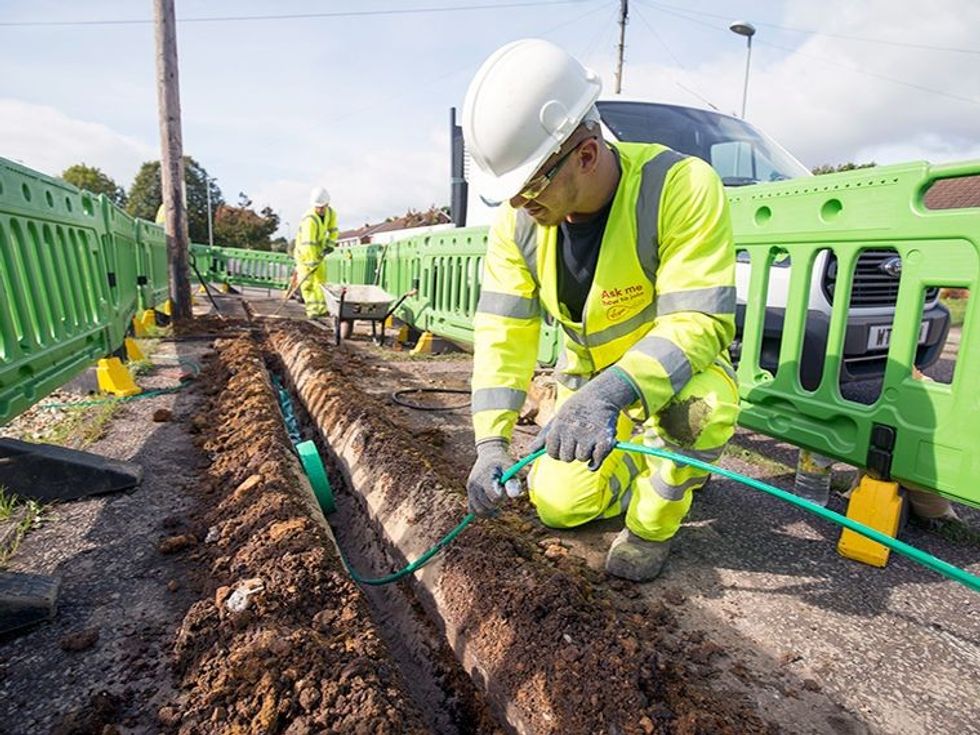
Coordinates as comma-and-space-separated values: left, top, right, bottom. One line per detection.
294, 187, 338, 319
464, 39, 740, 581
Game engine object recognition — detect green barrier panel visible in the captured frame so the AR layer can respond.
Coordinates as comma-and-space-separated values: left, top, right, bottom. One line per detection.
100, 196, 141, 346
330, 244, 384, 286
415, 230, 482, 347
730, 161, 979, 507
189, 242, 211, 280
195, 245, 293, 290
0, 157, 115, 424
135, 218, 168, 309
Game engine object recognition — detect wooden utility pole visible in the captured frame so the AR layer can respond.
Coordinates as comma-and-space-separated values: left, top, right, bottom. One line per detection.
614, 0, 628, 94
154, 0, 192, 320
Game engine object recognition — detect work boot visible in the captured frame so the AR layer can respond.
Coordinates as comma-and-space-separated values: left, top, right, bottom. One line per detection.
604, 529, 671, 582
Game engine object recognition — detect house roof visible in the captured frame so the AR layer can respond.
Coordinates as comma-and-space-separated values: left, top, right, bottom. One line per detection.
337, 208, 452, 242
924, 174, 980, 210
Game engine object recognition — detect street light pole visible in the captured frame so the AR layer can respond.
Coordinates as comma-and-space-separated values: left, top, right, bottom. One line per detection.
206, 175, 214, 247
729, 20, 756, 119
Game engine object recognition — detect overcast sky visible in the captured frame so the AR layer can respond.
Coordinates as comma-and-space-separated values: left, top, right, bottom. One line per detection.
2, 0, 978, 236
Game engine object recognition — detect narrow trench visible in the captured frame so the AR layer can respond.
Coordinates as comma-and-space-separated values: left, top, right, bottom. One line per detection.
264, 354, 501, 735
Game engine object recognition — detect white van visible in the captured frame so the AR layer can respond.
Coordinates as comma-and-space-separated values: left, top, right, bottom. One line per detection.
456, 100, 950, 388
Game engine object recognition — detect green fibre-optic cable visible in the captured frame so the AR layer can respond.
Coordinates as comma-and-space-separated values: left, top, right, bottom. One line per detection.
336, 443, 980, 593
337, 448, 540, 586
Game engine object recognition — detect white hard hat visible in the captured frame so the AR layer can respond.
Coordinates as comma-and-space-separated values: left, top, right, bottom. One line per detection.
462, 39, 602, 203
310, 186, 330, 207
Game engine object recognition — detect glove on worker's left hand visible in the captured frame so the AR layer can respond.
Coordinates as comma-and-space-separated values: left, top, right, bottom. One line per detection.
530, 368, 638, 470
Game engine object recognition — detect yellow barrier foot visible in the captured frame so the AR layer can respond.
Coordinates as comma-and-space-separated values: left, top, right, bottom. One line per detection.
396, 324, 410, 345
132, 309, 157, 337
837, 476, 903, 567
97, 357, 141, 397
410, 331, 435, 355
158, 299, 173, 317
124, 337, 145, 362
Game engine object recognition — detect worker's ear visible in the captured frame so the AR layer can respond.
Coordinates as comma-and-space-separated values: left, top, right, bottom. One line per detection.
577, 138, 601, 175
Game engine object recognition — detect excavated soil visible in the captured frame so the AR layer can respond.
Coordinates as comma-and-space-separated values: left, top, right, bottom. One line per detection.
163, 335, 430, 734
267, 319, 777, 735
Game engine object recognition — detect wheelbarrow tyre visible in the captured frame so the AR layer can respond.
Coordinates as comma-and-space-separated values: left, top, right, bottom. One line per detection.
340, 319, 354, 340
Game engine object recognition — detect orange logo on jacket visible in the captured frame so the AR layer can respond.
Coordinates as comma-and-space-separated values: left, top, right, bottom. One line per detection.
601, 283, 646, 322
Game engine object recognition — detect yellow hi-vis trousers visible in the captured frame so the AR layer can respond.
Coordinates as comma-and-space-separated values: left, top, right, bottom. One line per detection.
528, 361, 739, 542
295, 250, 327, 318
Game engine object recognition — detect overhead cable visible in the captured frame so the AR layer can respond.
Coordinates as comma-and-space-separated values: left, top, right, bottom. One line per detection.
0, 0, 598, 28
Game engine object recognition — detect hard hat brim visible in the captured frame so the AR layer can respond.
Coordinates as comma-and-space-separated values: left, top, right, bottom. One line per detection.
468, 153, 551, 205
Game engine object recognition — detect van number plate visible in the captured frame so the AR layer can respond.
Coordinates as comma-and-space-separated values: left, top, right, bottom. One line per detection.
867, 321, 929, 350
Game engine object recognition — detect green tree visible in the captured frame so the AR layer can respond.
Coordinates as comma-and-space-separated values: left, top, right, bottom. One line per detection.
811, 162, 877, 175
126, 156, 223, 243
212, 195, 280, 251
60, 163, 127, 206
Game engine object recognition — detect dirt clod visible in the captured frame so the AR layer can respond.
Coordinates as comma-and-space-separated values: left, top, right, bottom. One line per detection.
152, 408, 173, 422
663, 587, 687, 606
59, 627, 100, 652
158, 533, 197, 554
50, 691, 121, 735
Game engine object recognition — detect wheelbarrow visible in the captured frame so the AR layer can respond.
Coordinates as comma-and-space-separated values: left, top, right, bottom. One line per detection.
322, 284, 416, 346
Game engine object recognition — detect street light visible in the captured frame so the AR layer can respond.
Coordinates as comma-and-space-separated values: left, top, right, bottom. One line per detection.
205, 175, 215, 247
729, 20, 756, 119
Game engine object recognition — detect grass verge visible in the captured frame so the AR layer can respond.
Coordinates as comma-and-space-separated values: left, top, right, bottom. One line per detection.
34, 401, 120, 449
0, 486, 45, 566
941, 295, 968, 328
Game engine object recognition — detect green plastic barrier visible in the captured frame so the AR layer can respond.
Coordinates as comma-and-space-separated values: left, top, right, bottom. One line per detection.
193, 245, 293, 290
0, 157, 115, 424
730, 161, 979, 507
135, 218, 168, 309
100, 195, 141, 346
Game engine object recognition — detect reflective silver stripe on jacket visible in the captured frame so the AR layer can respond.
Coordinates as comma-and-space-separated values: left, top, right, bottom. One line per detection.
630, 334, 693, 394
556, 371, 590, 391
553, 347, 591, 390
715, 357, 738, 384
471, 387, 527, 412
635, 150, 687, 286
555, 346, 592, 390
561, 301, 659, 348
514, 210, 539, 284
657, 286, 736, 316
477, 290, 540, 319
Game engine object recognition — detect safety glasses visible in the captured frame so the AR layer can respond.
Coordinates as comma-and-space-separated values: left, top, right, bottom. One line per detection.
516, 136, 596, 201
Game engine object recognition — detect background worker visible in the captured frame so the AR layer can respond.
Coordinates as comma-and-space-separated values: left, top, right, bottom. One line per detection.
294, 187, 338, 319
463, 39, 740, 582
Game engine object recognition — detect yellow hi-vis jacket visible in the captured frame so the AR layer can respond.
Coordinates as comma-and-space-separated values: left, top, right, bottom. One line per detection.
472, 141, 736, 444
294, 206, 339, 265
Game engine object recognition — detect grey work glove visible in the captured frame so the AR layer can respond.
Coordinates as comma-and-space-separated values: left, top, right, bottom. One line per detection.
467, 439, 514, 516
530, 368, 639, 470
